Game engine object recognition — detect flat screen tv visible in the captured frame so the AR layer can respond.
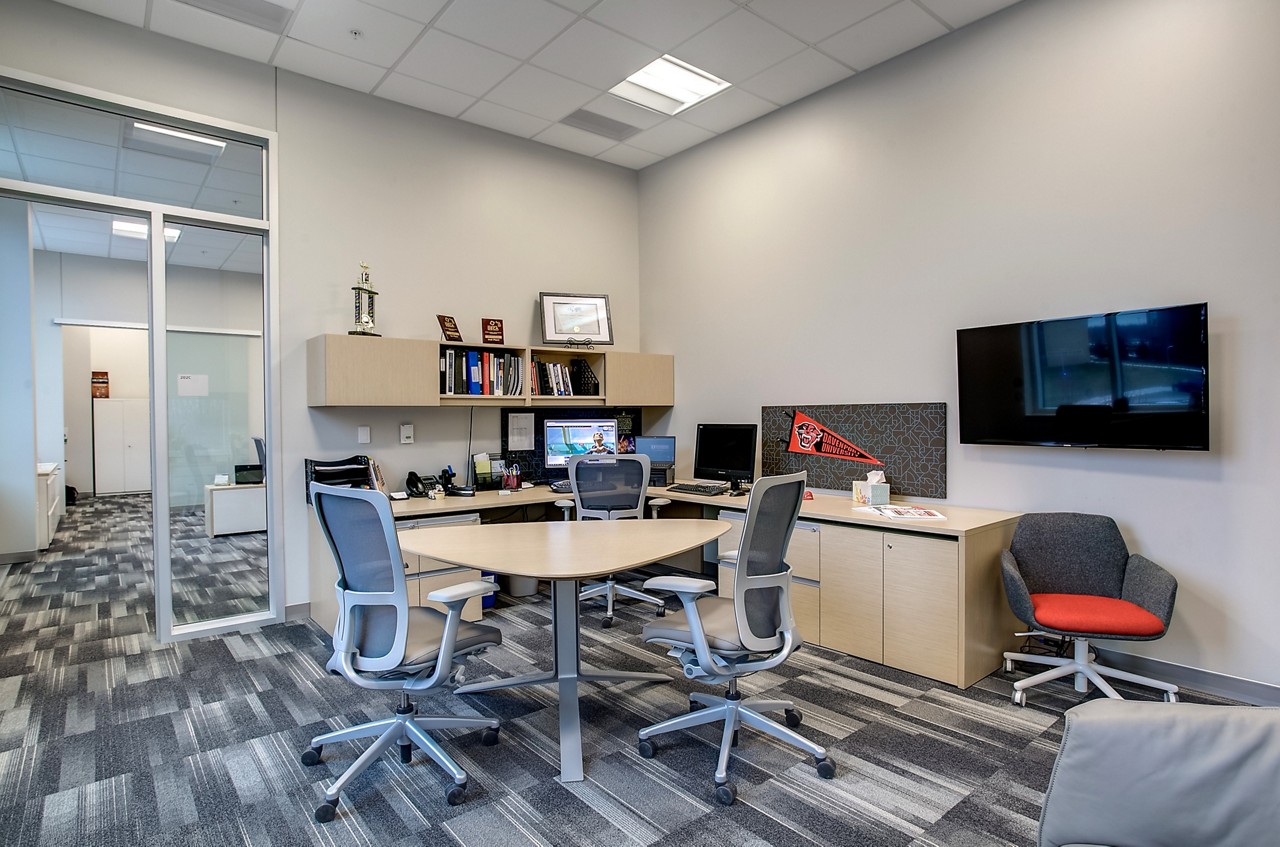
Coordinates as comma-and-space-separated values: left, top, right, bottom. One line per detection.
957, 303, 1208, 450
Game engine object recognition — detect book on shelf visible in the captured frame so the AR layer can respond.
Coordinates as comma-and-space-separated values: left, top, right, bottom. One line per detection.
856, 504, 946, 520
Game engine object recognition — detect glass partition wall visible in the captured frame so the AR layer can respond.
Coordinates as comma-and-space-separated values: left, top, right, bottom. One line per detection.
2, 71, 279, 641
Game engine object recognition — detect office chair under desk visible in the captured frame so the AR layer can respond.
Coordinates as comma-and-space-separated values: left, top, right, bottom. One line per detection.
303, 483, 501, 822
555, 453, 670, 628
635, 471, 835, 805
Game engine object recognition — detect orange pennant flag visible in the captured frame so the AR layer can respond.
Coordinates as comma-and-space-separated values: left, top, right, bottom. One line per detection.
787, 411, 884, 466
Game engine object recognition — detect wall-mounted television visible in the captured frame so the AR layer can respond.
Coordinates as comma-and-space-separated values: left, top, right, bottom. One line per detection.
957, 303, 1208, 451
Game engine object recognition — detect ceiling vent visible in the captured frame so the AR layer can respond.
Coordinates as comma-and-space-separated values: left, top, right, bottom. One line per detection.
559, 109, 641, 142
173, 0, 293, 34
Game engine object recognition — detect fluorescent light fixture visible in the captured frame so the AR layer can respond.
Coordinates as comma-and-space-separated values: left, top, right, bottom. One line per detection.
113, 220, 182, 242
132, 122, 227, 152
609, 55, 730, 115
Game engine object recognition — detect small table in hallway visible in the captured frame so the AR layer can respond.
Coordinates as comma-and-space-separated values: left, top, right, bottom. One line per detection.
397, 518, 731, 782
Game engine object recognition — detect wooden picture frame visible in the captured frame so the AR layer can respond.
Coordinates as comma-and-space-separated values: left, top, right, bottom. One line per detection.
538, 292, 613, 345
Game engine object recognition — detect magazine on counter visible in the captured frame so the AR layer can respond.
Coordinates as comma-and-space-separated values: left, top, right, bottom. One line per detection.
856, 504, 946, 520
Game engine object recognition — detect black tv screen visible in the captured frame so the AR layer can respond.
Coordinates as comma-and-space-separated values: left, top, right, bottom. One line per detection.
957, 303, 1208, 450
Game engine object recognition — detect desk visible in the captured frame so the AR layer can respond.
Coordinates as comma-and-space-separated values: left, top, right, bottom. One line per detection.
398, 518, 730, 782
204, 483, 266, 536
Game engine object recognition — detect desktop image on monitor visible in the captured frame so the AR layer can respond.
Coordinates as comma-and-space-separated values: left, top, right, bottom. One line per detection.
634, 435, 676, 466
693, 423, 758, 494
544, 418, 618, 467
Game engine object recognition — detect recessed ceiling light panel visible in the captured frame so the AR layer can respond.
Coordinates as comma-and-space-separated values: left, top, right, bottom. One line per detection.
113, 220, 182, 242
609, 55, 730, 116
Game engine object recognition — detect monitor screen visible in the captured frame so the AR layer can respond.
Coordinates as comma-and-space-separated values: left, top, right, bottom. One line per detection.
544, 419, 618, 467
693, 423, 757, 489
634, 435, 676, 465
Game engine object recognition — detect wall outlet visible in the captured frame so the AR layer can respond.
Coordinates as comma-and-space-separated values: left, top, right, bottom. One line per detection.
357, 425, 370, 444
400, 424, 414, 444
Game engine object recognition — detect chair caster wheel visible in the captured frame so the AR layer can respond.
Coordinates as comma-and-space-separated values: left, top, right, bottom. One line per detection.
1166, 691, 1179, 703
784, 708, 803, 728
314, 800, 338, 822
655, 605, 666, 617
637, 739, 655, 759
714, 783, 736, 806
1003, 659, 1015, 673
482, 727, 501, 746
446, 783, 467, 806
400, 742, 413, 764
300, 746, 323, 766
689, 700, 704, 713
816, 757, 836, 779
602, 616, 614, 629
1012, 689, 1027, 707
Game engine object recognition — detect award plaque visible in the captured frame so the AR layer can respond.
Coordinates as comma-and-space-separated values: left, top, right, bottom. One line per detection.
437, 314, 464, 341
481, 317, 504, 344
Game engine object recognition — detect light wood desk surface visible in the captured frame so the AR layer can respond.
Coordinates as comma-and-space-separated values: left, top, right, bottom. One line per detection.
398, 518, 731, 580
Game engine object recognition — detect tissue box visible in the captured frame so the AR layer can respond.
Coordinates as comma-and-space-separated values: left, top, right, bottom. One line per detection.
852, 481, 890, 505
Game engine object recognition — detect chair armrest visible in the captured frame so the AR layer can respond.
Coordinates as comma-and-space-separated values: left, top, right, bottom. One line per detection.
1040, 700, 1280, 847
648, 497, 671, 508
718, 549, 739, 565
1121, 553, 1177, 626
643, 576, 716, 595
1000, 550, 1035, 626
426, 579, 498, 606
554, 498, 574, 510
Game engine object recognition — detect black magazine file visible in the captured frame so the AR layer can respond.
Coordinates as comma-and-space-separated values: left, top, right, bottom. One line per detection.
304, 455, 376, 504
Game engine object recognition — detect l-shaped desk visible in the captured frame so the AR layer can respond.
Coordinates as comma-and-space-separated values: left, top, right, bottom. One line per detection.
307, 483, 1021, 689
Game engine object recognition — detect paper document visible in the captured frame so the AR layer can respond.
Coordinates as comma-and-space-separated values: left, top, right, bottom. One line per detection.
856, 505, 945, 520
508, 413, 535, 451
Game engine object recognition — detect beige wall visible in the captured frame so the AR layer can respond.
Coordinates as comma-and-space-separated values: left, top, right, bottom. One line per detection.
639, 0, 1280, 686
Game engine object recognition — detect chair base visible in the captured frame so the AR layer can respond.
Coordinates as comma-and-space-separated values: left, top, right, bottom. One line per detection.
303, 694, 499, 820
1004, 634, 1179, 705
637, 686, 833, 803
579, 577, 665, 626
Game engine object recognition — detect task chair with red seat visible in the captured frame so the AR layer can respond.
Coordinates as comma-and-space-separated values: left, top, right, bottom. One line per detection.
1001, 512, 1179, 706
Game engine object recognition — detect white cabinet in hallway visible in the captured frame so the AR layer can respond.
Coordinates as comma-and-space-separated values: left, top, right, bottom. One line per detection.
93, 398, 151, 494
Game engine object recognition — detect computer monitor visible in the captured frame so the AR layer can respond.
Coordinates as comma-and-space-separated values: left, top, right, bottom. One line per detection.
544, 418, 618, 467
634, 435, 675, 466
692, 423, 757, 492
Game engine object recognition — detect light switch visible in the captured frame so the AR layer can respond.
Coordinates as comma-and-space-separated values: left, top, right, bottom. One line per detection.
357, 425, 370, 444
400, 424, 414, 444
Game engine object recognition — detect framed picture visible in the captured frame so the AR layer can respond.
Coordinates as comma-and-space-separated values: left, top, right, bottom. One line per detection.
539, 292, 613, 345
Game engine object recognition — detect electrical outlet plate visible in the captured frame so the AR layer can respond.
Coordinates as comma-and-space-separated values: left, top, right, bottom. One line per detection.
357, 425, 370, 444
400, 424, 414, 444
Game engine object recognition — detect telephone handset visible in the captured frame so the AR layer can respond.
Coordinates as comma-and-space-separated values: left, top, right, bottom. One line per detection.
406, 471, 440, 498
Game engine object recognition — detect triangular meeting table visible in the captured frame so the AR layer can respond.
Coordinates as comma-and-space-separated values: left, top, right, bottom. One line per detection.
398, 518, 732, 782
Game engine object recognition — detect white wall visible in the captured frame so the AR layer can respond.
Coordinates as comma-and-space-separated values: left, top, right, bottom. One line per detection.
639, 0, 1280, 686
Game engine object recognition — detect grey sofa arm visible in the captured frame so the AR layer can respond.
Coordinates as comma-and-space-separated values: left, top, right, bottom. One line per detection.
1040, 699, 1280, 847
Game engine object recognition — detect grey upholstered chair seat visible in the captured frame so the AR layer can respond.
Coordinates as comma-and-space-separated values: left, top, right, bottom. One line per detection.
642, 596, 749, 654
392, 607, 501, 671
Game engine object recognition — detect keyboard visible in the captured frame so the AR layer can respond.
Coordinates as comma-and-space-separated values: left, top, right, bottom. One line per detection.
549, 480, 573, 494
667, 482, 727, 496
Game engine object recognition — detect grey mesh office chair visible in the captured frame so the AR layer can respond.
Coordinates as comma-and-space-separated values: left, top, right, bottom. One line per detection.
635, 471, 835, 805
1002, 512, 1179, 706
303, 483, 501, 822
555, 453, 670, 628
252, 436, 266, 473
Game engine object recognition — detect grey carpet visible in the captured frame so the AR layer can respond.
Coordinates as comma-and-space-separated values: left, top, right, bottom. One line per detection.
0, 495, 1235, 846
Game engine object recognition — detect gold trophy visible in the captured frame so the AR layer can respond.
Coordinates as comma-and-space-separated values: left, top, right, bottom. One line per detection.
349, 261, 380, 336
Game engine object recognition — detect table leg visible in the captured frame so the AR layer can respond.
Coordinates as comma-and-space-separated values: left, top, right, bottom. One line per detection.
552, 579, 584, 782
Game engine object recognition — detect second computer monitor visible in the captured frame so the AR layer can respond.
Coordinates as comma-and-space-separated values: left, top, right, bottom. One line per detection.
692, 423, 757, 492
634, 435, 676, 466
544, 418, 618, 467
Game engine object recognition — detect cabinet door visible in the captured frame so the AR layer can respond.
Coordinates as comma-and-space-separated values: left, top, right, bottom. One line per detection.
93, 398, 125, 494
604, 352, 673, 406
792, 581, 820, 646
122, 399, 151, 492
882, 534, 959, 684
819, 524, 883, 661
788, 522, 820, 581
716, 509, 745, 560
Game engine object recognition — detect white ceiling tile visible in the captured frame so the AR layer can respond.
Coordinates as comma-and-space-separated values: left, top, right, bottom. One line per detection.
168, 243, 232, 269
677, 87, 775, 134
119, 149, 212, 184
0, 150, 20, 179
581, 94, 667, 131
396, 29, 520, 97
50, 0, 146, 27
222, 252, 264, 274
549, 0, 595, 13
817, 1, 949, 71
747, 0, 896, 43
274, 39, 387, 92
7, 94, 122, 146
739, 49, 853, 106
21, 156, 115, 194
149, 0, 281, 63
532, 123, 618, 156
673, 7, 806, 83
195, 187, 261, 216
594, 144, 661, 170
117, 172, 200, 204
587, 0, 736, 52
109, 238, 148, 262
531, 19, 657, 88
376, 74, 477, 117
918, 0, 1021, 29
458, 101, 552, 138
483, 65, 596, 122
174, 228, 246, 250
205, 167, 263, 194
436, 0, 577, 60
12, 128, 117, 169
363, 0, 448, 24
625, 120, 715, 157
287, 0, 425, 67
41, 230, 111, 256
215, 143, 266, 175
0, 126, 14, 153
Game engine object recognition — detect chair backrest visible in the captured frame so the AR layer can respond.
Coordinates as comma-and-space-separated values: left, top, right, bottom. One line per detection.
311, 482, 411, 672
733, 471, 807, 652
1009, 512, 1129, 598
252, 436, 267, 474
567, 453, 651, 521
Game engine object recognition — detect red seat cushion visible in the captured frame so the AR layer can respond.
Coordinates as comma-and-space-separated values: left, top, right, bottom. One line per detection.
1030, 593, 1166, 637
